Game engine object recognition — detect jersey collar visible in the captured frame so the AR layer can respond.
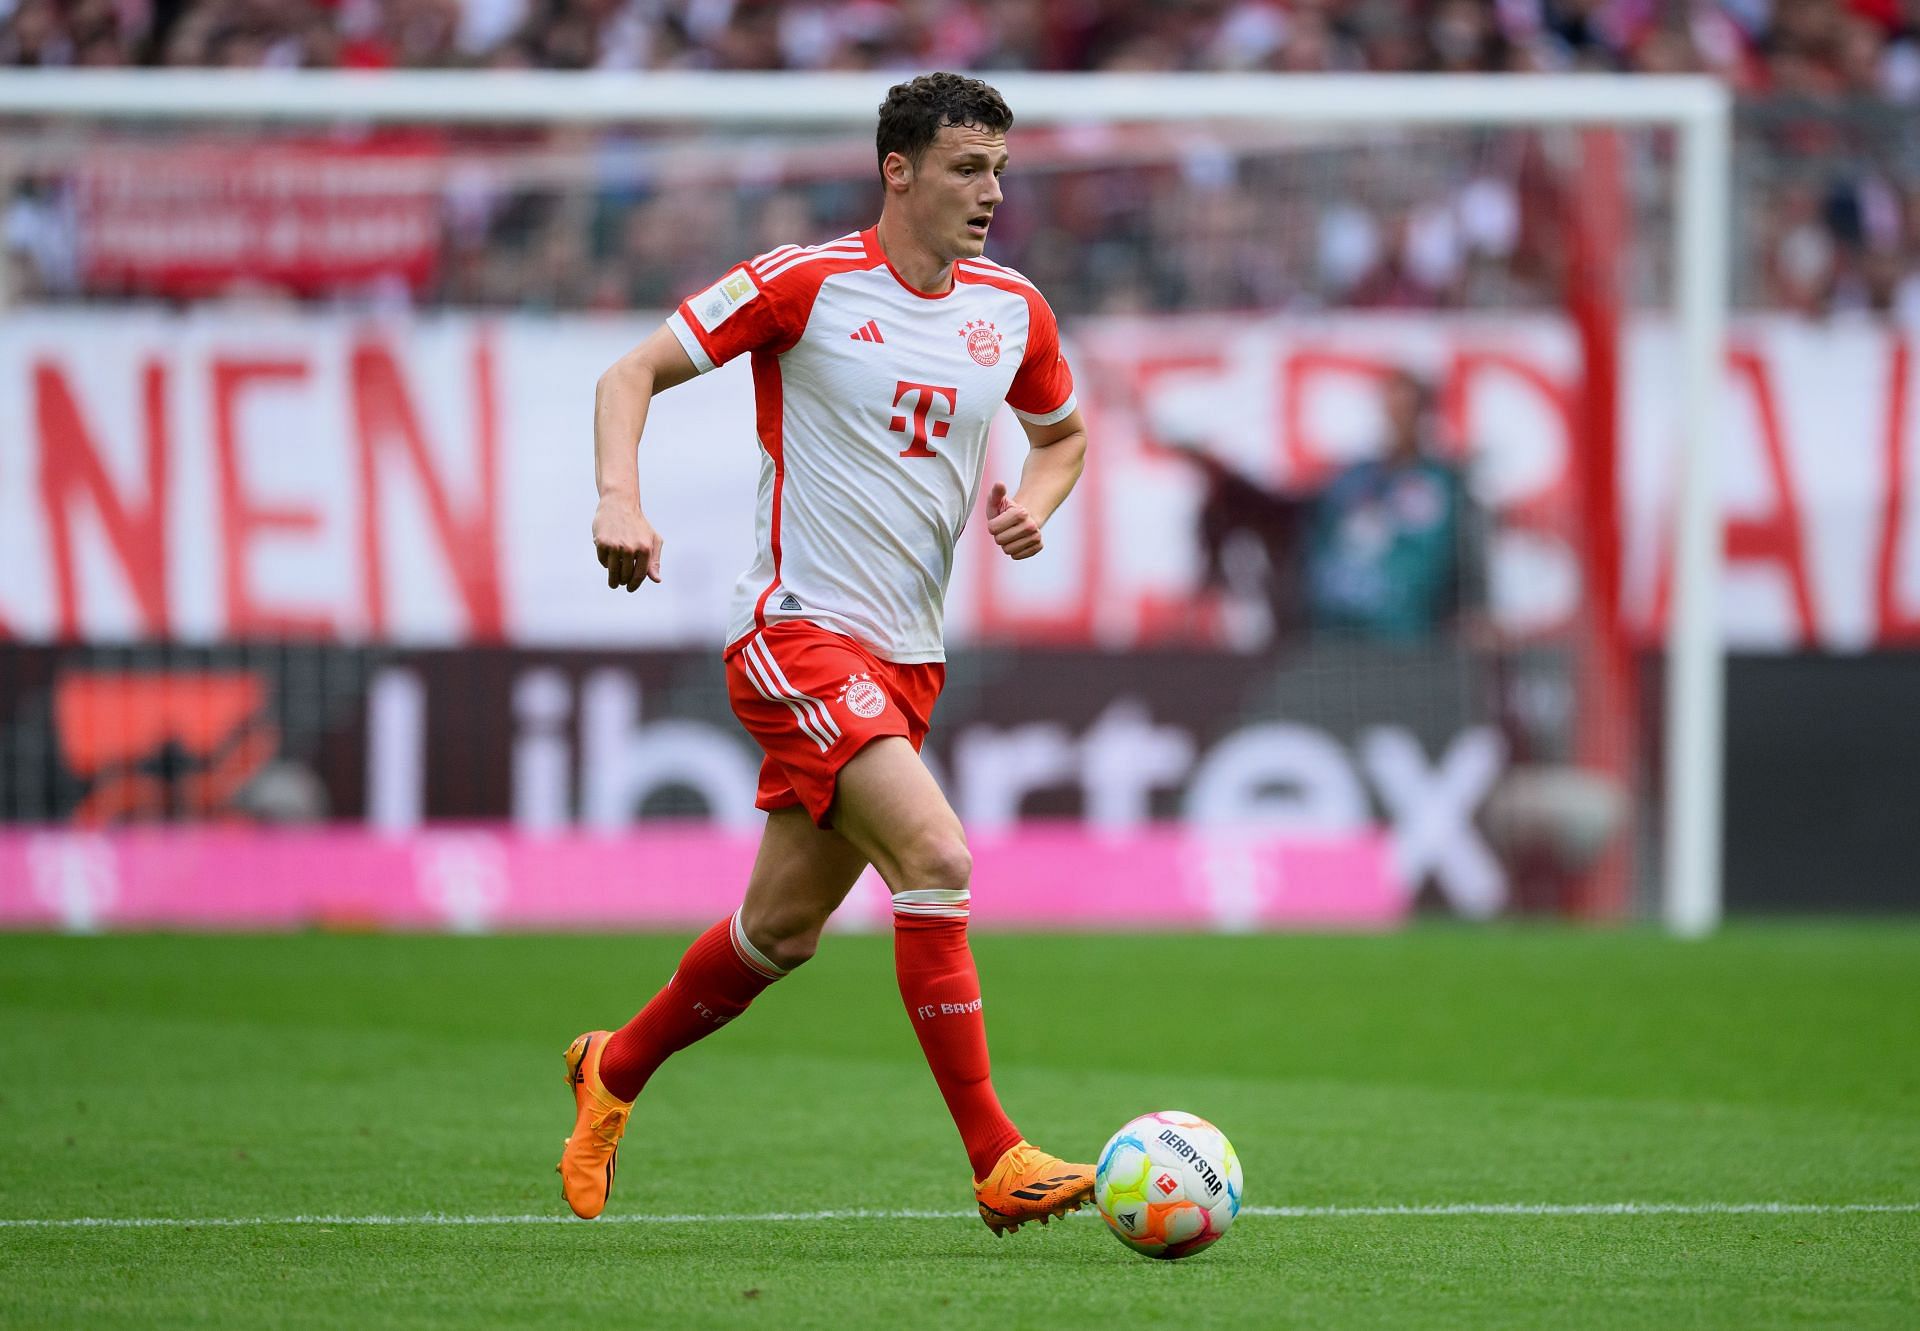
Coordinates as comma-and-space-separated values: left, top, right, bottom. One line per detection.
864, 225, 959, 301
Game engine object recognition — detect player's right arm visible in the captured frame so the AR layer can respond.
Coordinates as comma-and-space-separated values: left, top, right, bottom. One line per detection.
595, 253, 810, 591
593, 324, 699, 592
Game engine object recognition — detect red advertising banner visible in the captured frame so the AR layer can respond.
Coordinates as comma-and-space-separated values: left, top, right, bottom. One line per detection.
74, 136, 444, 298
1, 311, 1915, 651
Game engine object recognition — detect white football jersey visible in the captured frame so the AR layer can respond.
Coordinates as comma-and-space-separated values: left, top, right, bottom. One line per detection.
666, 227, 1077, 663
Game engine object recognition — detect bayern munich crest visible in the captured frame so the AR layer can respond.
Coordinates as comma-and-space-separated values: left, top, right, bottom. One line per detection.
959, 318, 1002, 367
838, 673, 887, 719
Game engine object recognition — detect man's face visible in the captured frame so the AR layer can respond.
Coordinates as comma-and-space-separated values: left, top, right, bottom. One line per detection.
896, 123, 1008, 260
1384, 375, 1425, 457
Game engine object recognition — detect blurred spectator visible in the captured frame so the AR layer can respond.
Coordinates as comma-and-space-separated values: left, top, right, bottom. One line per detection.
1168, 371, 1485, 648
4, 174, 78, 298
1307, 371, 1480, 641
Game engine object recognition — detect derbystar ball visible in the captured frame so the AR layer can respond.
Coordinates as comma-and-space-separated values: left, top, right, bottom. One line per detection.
1093, 1110, 1243, 1260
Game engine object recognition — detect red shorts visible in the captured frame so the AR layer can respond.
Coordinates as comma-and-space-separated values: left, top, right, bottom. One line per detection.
724, 622, 945, 826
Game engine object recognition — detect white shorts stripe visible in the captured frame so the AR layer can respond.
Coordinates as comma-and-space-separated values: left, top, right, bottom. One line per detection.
742, 643, 835, 753
739, 641, 834, 753
746, 635, 841, 743
748, 638, 840, 745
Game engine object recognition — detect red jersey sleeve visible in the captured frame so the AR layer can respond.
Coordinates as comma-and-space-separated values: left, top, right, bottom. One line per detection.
1005, 290, 1077, 426
666, 262, 809, 373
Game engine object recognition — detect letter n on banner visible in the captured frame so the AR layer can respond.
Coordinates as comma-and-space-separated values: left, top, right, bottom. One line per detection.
34, 358, 170, 640
352, 333, 504, 642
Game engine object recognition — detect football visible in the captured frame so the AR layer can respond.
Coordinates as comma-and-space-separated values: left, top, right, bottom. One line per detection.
1093, 1110, 1243, 1259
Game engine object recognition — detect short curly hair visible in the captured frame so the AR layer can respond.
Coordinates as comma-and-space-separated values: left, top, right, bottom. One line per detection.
875, 72, 1014, 174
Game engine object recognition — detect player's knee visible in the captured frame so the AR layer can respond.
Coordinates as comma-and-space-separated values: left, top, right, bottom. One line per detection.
894, 830, 972, 893
760, 927, 823, 972
739, 902, 828, 971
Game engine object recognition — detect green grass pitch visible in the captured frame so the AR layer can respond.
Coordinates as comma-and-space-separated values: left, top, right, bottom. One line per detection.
1, 924, 1916, 1329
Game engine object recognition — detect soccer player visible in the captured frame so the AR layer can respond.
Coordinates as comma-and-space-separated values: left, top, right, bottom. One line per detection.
560, 72, 1093, 1234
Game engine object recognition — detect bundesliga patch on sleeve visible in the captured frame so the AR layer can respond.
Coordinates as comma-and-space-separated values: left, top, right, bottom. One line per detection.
689, 269, 758, 333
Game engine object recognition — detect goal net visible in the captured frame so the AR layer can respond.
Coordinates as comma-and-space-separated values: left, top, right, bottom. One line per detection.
0, 72, 1728, 935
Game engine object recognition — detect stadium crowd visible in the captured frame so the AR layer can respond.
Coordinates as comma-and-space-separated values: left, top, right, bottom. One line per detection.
3, 0, 1919, 320
2, 0, 1917, 92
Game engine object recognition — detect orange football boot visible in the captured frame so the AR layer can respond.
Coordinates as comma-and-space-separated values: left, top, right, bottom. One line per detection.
556, 1030, 632, 1219
973, 1141, 1095, 1235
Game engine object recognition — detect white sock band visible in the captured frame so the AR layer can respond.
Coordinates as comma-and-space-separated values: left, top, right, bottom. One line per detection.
892, 888, 972, 920
729, 909, 788, 978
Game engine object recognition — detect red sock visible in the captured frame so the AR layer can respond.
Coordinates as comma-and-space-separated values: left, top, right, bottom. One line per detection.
893, 896, 1023, 1178
598, 912, 785, 1102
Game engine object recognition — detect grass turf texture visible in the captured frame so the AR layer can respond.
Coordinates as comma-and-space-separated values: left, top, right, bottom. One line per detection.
1, 926, 1915, 1330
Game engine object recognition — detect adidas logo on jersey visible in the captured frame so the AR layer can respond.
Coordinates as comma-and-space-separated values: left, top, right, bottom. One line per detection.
778, 594, 803, 611
849, 320, 884, 344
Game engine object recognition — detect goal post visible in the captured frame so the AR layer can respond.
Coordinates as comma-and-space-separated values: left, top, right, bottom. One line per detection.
0, 69, 1732, 935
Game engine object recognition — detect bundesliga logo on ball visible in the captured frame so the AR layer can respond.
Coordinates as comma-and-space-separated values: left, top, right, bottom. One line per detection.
1094, 1111, 1243, 1259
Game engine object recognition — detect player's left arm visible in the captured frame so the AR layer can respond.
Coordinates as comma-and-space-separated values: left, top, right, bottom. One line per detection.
987, 408, 1087, 561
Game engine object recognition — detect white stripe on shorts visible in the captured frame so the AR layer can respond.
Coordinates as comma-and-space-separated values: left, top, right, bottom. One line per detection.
740, 634, 840, 753
740, 644, 833, 753
747, 634, 841, 742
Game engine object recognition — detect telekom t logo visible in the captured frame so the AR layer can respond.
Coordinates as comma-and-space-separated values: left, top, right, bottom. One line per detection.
890, 380, 957, 458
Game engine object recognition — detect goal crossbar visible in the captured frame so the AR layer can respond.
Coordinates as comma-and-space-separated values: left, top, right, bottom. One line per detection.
0, 70, 1726, 127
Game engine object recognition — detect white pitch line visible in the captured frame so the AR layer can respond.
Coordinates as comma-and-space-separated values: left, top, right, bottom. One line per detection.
2, 1202, 1916, 1230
